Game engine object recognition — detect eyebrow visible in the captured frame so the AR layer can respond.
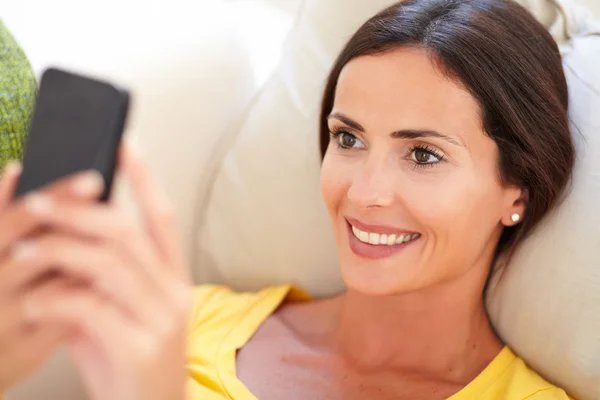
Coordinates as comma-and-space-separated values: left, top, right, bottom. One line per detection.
328, 112, 464, 147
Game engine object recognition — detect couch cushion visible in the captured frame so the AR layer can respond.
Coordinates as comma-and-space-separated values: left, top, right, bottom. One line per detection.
487, 25, 600, 400
195, 0, 600, 398
194, 0, 396, 296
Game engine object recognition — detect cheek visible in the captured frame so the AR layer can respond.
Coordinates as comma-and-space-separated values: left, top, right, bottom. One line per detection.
405, 169, 505, 238
320, 154, 349, 214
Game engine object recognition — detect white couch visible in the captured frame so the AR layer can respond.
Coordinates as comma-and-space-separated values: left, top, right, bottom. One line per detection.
3, 0, 599, 398
4, 2, 299, 398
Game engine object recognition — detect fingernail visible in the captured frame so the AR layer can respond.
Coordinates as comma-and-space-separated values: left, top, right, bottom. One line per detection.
5, 160, 22, 176
72, 171, 104, 196
124, 135, 142, 158
12, 240, 37, 260
25, 194, 53, 215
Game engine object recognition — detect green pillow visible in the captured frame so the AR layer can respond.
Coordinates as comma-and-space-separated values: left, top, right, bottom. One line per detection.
0, 20, 36, 171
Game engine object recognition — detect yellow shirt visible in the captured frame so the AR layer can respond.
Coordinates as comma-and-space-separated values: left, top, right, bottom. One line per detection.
186, 285, 572, 400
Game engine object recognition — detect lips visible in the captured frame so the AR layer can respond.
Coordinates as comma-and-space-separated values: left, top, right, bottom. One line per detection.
345, 218, 421, 259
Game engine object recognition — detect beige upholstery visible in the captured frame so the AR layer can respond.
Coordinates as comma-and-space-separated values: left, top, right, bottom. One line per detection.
3, 0, 599, 399
5, 2, 297, 398
195, 0, 600, 398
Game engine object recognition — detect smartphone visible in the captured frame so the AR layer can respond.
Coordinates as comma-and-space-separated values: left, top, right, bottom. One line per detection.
15, 67, 130, 201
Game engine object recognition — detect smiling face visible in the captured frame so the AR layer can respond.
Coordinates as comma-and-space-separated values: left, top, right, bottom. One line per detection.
320, 47, 526, 296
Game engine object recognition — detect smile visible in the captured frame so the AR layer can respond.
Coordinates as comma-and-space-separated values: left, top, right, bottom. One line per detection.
351, 225, 420, 246
345, 218, 421, 259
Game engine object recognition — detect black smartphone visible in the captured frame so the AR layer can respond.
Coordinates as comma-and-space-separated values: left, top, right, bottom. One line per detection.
15, 67, 130, 201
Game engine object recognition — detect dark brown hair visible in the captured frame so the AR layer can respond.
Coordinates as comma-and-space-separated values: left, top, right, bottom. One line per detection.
319, 0, 575, 254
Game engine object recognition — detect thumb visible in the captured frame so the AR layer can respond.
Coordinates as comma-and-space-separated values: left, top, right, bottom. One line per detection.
0, 161, 22, 208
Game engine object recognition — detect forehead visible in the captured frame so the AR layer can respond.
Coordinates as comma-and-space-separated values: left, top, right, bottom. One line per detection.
333, 47, 483, 135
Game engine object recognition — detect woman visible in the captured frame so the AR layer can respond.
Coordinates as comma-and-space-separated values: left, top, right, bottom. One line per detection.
0, 0, 576, 399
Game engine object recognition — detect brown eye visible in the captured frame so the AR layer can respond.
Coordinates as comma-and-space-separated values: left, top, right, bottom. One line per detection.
335, 131, 365, 149
414, 149, 432, 163
341, 133, 356, 148
410, 146, 443, 166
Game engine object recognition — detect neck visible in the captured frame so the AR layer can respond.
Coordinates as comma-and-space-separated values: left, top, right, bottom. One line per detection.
331, 264, 502, 379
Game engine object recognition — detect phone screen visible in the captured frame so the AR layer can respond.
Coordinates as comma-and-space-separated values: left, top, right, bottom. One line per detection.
15, 68, 129, 201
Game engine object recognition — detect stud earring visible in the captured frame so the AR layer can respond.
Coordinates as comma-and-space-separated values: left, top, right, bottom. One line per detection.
511, 213, 521, 223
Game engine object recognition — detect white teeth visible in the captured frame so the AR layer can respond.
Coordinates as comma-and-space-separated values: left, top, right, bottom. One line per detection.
368, 233, 380, 245
352, 225, 420, 246
399, 234, 414, 244
359, 230, 369, 242
379, 234, 388, 245
387, 234, 396, 245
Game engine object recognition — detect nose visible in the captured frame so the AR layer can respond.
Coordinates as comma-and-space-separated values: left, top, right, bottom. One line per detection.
347, 157, 395, 209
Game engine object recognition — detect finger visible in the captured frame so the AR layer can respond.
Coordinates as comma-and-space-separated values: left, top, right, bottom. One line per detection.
19, 169, 104, 203
0, 161, 22, 208
25, 279, 188, 400
0, 273, 81, 338
23, 196, 191, 316
0, 170, 104, 253
24, 200, 162, 284
120, 142, 184, 270
11, 234, 168, 328
26, 289, 153, 362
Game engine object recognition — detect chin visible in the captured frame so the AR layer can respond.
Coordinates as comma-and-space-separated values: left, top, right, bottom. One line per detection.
336, 226, 427, 296
339, 256, 421, 296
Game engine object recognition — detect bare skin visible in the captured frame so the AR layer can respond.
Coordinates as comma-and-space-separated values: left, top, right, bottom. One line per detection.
237, 47, 525, 399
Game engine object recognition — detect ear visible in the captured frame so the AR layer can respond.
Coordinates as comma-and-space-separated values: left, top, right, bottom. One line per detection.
501, 186, 529, 227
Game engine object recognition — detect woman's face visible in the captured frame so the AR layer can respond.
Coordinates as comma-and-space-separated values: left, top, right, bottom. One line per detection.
320, 47, 526, 296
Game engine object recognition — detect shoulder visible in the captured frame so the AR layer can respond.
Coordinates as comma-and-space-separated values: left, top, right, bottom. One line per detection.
188, 285, 257, 327
187, 284, 299, 338
523, 387, 573, 400
500, 350, 573, 400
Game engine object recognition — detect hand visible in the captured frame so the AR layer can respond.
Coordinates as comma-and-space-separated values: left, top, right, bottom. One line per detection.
0, 163, 103, 393
19, 143, 192, 400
